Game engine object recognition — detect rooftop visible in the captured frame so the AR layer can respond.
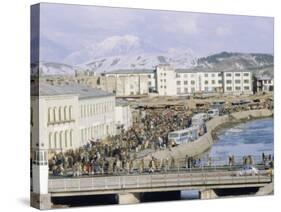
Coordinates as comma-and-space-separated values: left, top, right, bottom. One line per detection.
105, 69, 155, 75
255, 75, 273, 80
31, 83, 114, 99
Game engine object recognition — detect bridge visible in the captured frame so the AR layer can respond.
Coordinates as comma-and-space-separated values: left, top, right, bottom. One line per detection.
48, 166, 273, 205
31, 155, 274, 209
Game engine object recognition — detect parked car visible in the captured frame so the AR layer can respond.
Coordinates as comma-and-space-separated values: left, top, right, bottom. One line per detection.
236, 165, 259, 176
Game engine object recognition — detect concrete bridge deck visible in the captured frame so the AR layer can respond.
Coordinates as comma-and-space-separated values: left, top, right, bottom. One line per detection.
49, 169, 272, 197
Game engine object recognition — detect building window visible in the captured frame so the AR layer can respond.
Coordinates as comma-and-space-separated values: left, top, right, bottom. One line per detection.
191, 80, 195, 85
49, 133, 52, 149
235, 73, 241, 77
218, 73, 222, 77
235, 86, 241, 90
53, 107, 57, 122
59, 107, 63, 121
54, 132, 58, 149
235, 80, 241, 84
176, 73, 180, 78
244, 86, 250, 90
212, 80, 215, 85
69, 106, 73, 120
243, 73, 249, 77
218, 80, 222, 84
204, 87, 209, 92
177, 88, 181, 94
184, 88, 188, 93
226, 73, 232, 77
48, 108, 53, 123
226, 80, 232, 84
59, 131, 63, 149
204, 80, 208, 85
184, 81, 188, 85
244, 79, 249, 84
65, 106, 69, 120
70, 130, 73, 147
226, 86, 232, 91
204, 73, 208, 77
64, 130, 68, 148
176, 81, 181, 85
211, 73, 215, 77
184, 74, 188, 78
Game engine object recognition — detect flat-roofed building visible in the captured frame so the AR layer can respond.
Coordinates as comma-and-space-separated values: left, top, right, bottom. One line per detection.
253, 75, 274, 93
31, 83, 116, 153
105, 69, 153, 96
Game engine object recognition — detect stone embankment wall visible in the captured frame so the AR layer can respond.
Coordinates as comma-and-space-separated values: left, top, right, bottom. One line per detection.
148, 109, 273, 160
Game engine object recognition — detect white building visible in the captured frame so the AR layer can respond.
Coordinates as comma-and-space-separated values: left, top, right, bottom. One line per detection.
104, 69, 154, 96
104, 65, 253, 96
115, 99, 133, 133
156, 64, 177, 96
31, 83, 116, 153
175, 69, 252, 95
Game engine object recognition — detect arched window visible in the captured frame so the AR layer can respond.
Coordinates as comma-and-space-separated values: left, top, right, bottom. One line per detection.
64, 106, 68, 121
48, 108, 53, 123
59, 106, 63, 121
48, 132, 53, 149
59, 131, 63, 149
53, 107, 57, 122
54, 132, 58, 149
70, 130, 73, 147
69, 106, 73, 120
64, 130, 68, 148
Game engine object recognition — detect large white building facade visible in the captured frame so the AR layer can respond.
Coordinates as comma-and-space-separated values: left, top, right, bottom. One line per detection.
31, 83, 116, 153
105, 64, 253, 96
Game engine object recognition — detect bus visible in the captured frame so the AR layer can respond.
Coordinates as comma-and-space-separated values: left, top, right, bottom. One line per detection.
168, 127, 199, 145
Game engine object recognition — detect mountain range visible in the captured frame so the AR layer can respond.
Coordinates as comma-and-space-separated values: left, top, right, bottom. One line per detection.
34, 35, 273, 76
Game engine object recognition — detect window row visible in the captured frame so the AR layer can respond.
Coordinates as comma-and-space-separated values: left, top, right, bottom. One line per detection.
226, 79, 250, 84
80, 123, 115, 143
226, 86, 250, 91
225, 73, 250, 77
48, 106, 73, 124
80, 101, 114, 118
48, 130, 73, 150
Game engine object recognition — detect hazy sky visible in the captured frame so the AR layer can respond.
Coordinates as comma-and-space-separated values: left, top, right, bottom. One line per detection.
39, 3, 274, 63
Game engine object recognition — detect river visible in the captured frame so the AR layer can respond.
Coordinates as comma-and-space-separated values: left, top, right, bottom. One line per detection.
182, 117, 274, 200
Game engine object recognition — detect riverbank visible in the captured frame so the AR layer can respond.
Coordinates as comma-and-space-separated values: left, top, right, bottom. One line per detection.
145, 109, 273, 160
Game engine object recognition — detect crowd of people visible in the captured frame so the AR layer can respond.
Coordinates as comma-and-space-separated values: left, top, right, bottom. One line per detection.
47, 101, 273, 177
48, 108, 193, 176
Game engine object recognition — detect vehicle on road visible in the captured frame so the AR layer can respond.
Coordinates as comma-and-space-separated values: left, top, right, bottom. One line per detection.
207, 109, 219, 118
235, 165, 259, 176
168, 127, 199, 145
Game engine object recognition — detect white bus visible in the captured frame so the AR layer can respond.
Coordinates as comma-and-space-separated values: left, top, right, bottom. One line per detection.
168, 127, 199, 145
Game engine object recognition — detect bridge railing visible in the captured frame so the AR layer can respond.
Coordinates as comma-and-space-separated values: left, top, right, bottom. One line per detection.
48, 169, 272, 193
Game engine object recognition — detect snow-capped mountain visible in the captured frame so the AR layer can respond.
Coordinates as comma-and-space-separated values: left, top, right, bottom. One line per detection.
36, 35, 273, 76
